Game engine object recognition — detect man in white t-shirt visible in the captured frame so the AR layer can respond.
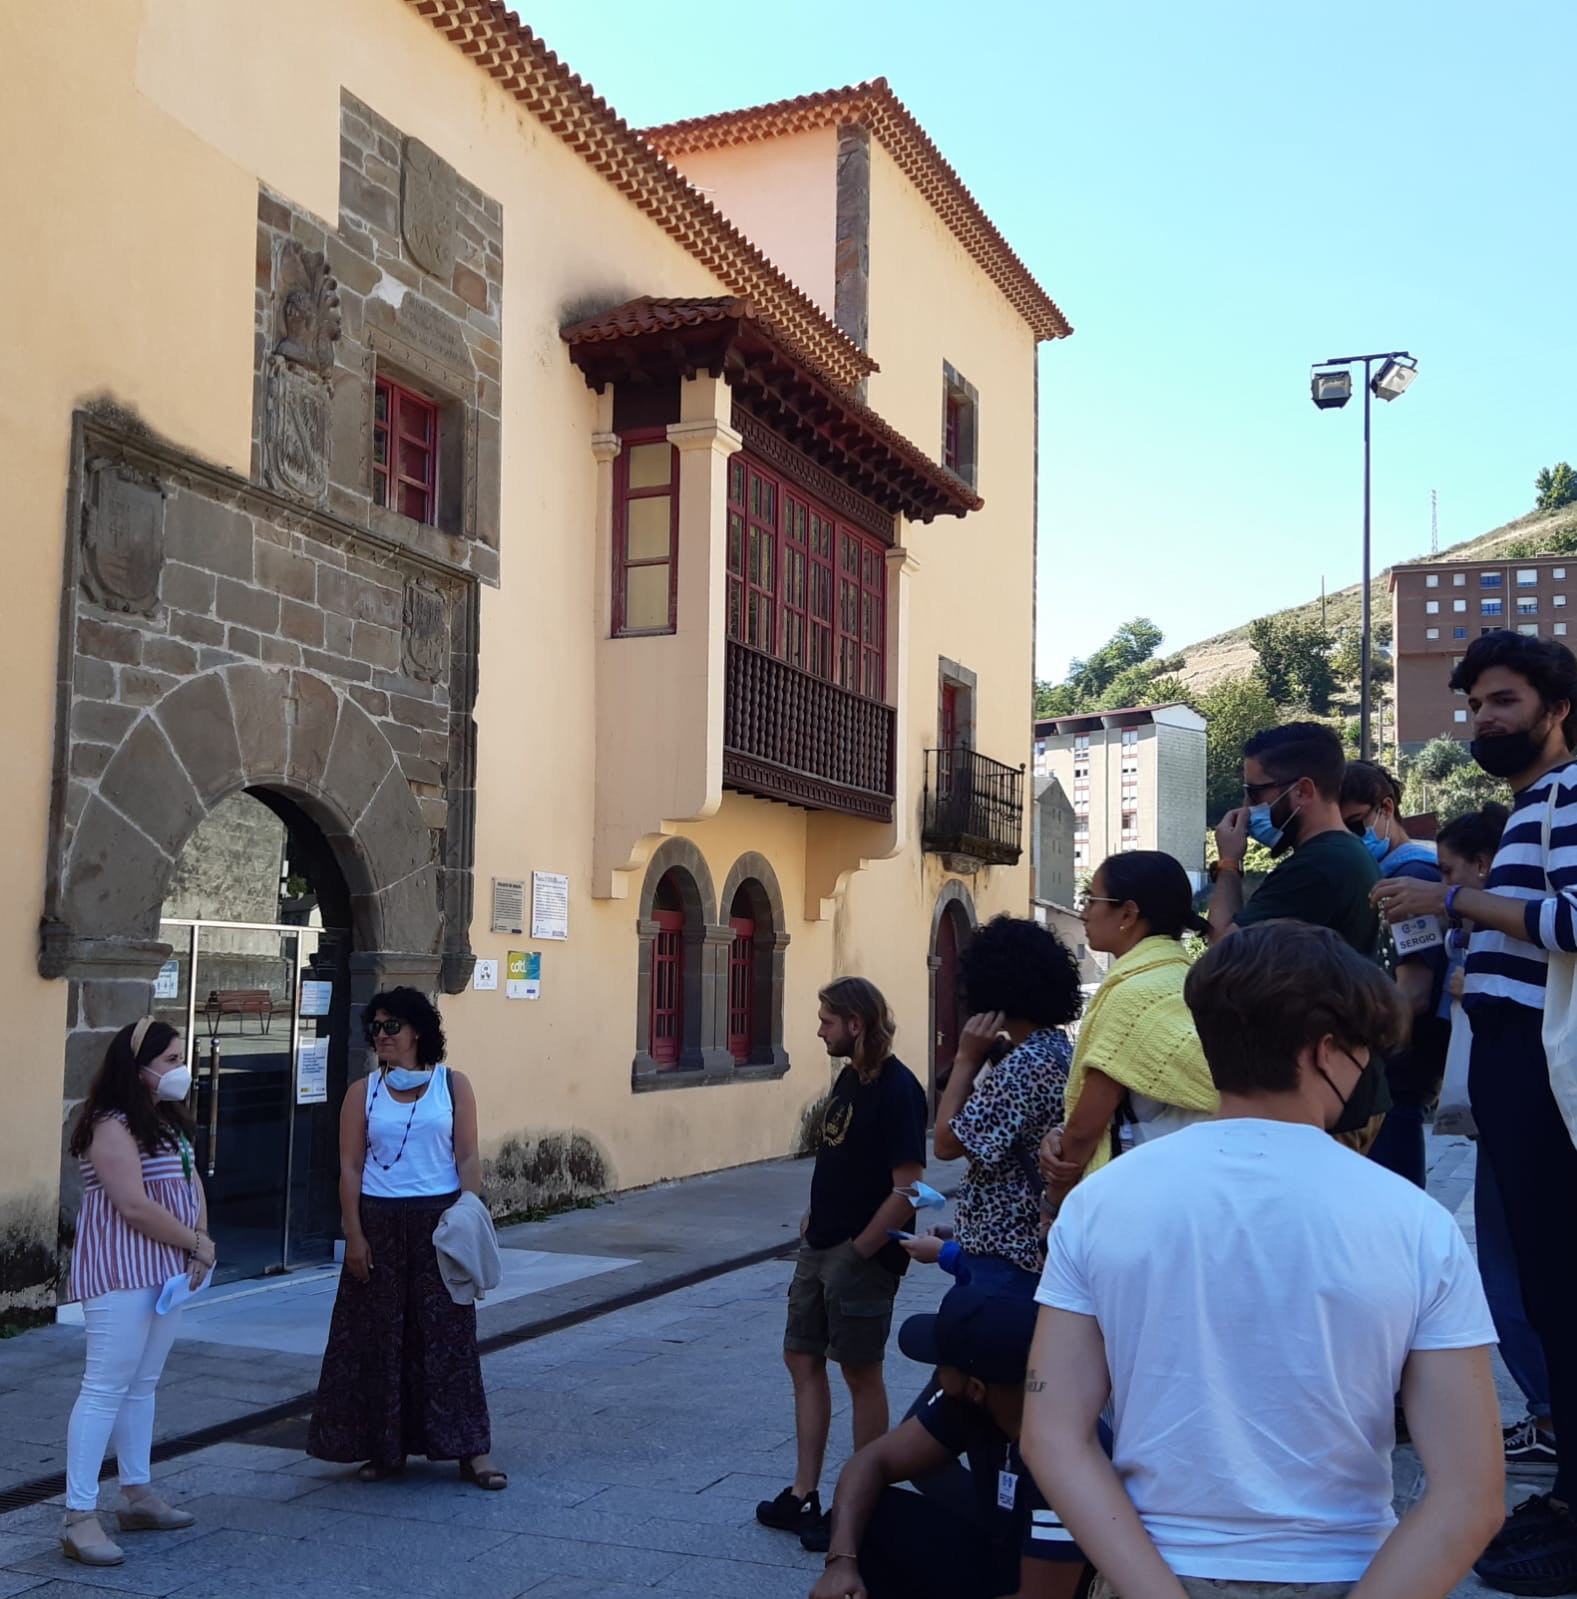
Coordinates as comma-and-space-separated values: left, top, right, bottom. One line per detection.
1020, 919, 1505, 1599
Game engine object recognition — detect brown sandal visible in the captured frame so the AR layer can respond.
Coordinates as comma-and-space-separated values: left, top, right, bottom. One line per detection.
459, 1458, 507, 1491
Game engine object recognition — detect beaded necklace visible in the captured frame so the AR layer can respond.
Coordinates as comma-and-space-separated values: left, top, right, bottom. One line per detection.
365, 1070, 427, 1170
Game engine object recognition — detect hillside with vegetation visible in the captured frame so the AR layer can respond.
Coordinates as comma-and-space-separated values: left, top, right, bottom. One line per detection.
1036, 463, 1577, 825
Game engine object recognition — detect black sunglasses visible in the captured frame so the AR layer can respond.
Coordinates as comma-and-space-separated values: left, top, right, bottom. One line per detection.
366, 1018, 406, 1039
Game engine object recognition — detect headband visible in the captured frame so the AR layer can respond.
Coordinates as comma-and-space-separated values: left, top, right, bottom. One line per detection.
130, 1016, 156, 1059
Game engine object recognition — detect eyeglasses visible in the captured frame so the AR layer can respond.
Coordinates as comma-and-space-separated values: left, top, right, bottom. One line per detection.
1077, 894, 1123, 912
1242, 779, 1291, 803
366, 1019, 406, 1038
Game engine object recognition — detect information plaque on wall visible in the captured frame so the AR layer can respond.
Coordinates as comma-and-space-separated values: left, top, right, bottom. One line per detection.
531, 871, 569, 941
491, 877, 525, 935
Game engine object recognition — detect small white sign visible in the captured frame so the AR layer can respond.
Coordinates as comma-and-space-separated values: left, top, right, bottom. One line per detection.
472, 959, 498, 992
295, 1037, 329, 1105
1393, 915, 1445, 958
491, 878, 525, 935
531, 872, 570, 941
154, 960, 180, 1001
299, 980, 332, 1017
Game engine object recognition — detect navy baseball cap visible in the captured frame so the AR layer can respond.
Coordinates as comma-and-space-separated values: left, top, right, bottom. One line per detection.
899, 1284, 1038, 1384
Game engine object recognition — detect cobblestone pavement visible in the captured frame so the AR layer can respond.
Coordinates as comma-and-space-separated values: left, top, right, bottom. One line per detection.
0, 1136, 1542, 1598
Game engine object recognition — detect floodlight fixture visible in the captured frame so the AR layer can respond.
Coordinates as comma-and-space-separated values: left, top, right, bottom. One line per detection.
1371, 358, 1418, 402
1311, 369, 1353, 410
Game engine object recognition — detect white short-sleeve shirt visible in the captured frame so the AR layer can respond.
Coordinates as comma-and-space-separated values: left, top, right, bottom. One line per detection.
1035, 1118, 1495, 1583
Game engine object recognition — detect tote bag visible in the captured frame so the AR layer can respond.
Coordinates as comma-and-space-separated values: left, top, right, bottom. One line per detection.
1538, 794, 1577, 1148
1433, 999, 1476, 1138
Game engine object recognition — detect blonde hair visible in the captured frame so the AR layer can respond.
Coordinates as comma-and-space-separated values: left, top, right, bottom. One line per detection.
818, 976, 896, 1082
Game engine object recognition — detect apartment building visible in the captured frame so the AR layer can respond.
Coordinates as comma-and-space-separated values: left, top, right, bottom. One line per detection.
1392, 554, 1574, 750
1034, 703, 1207, 882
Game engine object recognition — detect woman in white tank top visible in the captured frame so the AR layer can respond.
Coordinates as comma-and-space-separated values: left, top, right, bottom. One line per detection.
306, 987, 504, 1489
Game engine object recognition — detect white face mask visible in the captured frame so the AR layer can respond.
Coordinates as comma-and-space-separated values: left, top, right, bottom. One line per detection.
384, 1065, 433, 1091
148, 1065, 193, 1102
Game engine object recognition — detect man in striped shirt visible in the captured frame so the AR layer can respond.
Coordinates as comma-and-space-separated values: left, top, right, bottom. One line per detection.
1376, 629, 1577, 1595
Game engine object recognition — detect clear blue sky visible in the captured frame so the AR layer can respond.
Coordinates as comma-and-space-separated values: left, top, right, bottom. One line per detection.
522, 0, 1576, 682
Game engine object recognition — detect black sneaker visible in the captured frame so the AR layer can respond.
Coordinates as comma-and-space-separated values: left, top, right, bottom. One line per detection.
755, 1486, 820, 1534
1506, 1418, 1561, 1468
1474, 1495, 1577, 1594
800, 1509, 832, 1553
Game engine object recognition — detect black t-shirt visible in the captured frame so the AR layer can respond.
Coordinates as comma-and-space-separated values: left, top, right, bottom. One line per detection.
1236, 827, 1381, 956
916, 1390, 1085, 1593
807, 1057, 927, 1270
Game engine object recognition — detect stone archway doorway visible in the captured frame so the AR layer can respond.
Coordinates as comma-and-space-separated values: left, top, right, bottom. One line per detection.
151, 790, 354, 1282
927, 882, 978, 1120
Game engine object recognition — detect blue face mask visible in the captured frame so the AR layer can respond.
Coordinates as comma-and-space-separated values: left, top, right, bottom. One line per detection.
1247, 802, 1285, 851
1361, 827, 1392, 864
384, 1065, 433, 1091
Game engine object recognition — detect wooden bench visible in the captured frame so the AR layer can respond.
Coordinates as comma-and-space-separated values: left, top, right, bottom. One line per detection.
203, 990, 276, 1036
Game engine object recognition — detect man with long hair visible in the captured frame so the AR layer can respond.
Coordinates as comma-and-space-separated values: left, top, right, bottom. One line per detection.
756, 977, 927, 1547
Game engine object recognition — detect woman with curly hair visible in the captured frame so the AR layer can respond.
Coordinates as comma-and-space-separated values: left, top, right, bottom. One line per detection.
1039, 852, 1216, 1215
307, 987, 504, 1489
922, 916, 1084, 1294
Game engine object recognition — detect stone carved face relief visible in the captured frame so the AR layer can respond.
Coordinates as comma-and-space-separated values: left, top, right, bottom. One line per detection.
271, 243, 341, 376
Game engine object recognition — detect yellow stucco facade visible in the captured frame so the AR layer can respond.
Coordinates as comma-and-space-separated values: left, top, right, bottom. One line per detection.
0, 0, 1068, 1307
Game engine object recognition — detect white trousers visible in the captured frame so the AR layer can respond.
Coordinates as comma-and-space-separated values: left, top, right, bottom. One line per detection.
65, 1287, 182, 1510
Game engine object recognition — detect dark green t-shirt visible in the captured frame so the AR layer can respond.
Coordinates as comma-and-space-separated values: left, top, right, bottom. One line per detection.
1235, 828, 1382, 956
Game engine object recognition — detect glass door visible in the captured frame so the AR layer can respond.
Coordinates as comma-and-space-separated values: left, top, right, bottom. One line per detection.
152, 919, 349, 1284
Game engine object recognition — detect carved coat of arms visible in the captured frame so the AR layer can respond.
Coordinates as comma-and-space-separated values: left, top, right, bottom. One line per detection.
402, 578, 449, 683
262, 241, 341, 506
81, 461, 164, 615
402, 139, 459, 280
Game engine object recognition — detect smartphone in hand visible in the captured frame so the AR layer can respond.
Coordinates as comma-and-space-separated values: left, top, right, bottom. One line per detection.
886, 1229, 915, 1242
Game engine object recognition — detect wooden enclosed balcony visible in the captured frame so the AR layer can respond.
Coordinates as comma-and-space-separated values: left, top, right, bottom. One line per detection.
922, 747, 1025, 865
722, 640, 895, 822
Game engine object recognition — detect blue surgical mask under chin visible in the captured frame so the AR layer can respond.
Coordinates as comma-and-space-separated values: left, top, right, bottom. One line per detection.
1362, 827, 1392, 864
1246, 803, 1283, 851
384, 1065, 434, 1091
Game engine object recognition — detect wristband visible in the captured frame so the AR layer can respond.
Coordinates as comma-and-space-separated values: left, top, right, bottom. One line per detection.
1216, 857, 1243, 874
1445, 885, 1463, 925
824, 1552, 858, 1567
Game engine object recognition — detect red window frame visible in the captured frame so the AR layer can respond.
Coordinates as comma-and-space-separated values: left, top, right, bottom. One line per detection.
943, 392, 963, 476
613, 429, 680, 636
374, 376, 440, 525
726, 455, 885, 701
727, 916, 755, 1065
651, 908, 684, 1065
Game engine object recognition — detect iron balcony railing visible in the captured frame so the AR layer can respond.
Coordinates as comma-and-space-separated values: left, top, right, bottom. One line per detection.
922, 747, 1025, 864
722, 640, 896, 822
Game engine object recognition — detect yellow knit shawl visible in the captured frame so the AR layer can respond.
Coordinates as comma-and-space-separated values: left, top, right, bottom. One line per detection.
1065, 935, 1217, 1177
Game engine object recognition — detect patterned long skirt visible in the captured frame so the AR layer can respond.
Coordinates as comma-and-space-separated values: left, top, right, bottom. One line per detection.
307, 1191, 491, 1465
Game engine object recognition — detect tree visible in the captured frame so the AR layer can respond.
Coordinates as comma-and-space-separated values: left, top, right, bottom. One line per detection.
1197, 674, 1280, 822
1328, 623, 1392, 689
1065, 617, 1165, 705
1400, 737, 1508, 825
1536, 462, 1577, 513
1247, 615, 1336, 713
1037, 618, 1177, 717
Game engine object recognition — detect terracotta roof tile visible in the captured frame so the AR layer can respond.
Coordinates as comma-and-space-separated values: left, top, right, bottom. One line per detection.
402, 2, 876, 389
643, 81, 1072, 343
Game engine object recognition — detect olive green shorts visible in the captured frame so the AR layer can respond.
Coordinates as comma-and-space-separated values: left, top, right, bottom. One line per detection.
783, 1240, 900, 1367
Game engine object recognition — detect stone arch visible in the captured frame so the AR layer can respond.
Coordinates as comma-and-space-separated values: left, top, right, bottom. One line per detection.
926, 879, 979, 1111
719, 851, 790, 1072
631, 837, 731, 1089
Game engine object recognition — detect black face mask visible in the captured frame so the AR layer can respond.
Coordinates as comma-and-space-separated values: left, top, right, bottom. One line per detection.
1472, 715, 1551, 780
1317, 1050, 1381, 1135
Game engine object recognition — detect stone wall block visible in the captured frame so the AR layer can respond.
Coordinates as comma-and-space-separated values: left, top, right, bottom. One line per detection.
300, 647, 371, 684
351, 621, 399, 671
79, 980, 156, 1032
358, 769, 437, 884
73, 656, 116, 700
323, 695, 396, 825
164, 495, 254, 583
348, 685, 389, 718
215, 578, 281, 634
280, 597, 325, 648
97, 716, 205, 858
60, 794, 173, 940
317, 565, 400, 628
141, 637, 199, 677
223, 664, 290, 783
417, 797, 448, 831
339, 163, 398, 235
155, 671, 243, 807
160, 562, 216, 617
374, 863, 443, 954
284, 671, 341, 792
388, 692, 447, 734
255, 542, 318, 605
70, 743, 114, 782
73, 699, 137, 747
77, 617, 142, 667
65, 1027, 118, 1100
226, 629, 263, 659
119, 668, 178, 708
260, 636, 301, 668
167, 610, 225, 648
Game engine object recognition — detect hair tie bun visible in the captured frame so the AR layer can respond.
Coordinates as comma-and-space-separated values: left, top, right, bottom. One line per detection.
129, 1016, 156, 1059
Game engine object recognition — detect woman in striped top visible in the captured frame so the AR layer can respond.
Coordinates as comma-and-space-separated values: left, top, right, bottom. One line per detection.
62, 1018, 216, 1568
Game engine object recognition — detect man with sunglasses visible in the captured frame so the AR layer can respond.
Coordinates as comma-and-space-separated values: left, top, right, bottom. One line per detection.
1207, 721, 1381, 960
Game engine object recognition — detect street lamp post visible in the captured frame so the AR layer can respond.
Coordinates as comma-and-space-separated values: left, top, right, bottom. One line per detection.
1310, 351, 1417, 761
